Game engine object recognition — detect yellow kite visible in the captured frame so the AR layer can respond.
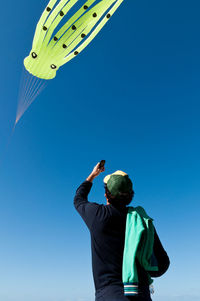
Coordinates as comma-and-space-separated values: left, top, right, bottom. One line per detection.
24, 0, 124, 80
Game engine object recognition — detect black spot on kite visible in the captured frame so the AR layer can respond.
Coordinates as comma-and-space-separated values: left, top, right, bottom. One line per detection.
54, 37, 58, 41
63, 44, 67, 48
72, 25, 76, 30
60, 11, 64, 16
31, 52, 37, 59
74, 51, 79, 55
93, 13, 97, 17
51, 64, 57, 69
81, 33, 86, 38
84, 5, 88, 10
107, 14, 111, 18
43, 26, 47, 31
46, 7, 51, 12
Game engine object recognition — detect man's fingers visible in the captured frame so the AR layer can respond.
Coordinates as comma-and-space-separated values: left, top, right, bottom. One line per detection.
99, 166, 105, 172
92, 162, 105, 176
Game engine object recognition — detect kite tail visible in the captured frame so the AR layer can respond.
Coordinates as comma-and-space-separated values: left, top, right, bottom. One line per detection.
48, 0, 97, 49
32, 0, 58, 51
54, 0, 121, 62
26, 0, 58, 75
61, 0, 124, 65
41, 0, 79, 49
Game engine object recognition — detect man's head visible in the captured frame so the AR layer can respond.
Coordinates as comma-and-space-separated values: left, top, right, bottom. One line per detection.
103, 171, 134, 207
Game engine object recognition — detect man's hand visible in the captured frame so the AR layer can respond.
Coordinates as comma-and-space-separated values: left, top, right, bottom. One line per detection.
86, 162, 105, 183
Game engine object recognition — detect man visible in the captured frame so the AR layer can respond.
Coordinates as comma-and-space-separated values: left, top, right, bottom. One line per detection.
74, 162, 170, 301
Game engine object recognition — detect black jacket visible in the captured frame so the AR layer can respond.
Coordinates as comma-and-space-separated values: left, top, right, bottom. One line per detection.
74, 181, 170, 291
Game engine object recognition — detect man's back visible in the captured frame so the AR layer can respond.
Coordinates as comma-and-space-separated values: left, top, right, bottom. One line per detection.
90, 203, 128, 290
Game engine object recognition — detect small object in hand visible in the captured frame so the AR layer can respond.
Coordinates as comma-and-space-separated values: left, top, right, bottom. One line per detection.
99, 160, 106, 169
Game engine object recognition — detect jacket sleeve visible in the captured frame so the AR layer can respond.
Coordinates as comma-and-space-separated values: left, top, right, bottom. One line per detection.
74, 180, 100, 230
149, 229, 170, 277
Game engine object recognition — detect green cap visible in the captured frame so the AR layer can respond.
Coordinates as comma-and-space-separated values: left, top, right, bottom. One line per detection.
104, 170, 133, 197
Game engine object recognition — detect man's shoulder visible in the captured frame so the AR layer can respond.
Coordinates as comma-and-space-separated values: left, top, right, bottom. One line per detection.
91, 203, 113, 222
94, 203, 128, 222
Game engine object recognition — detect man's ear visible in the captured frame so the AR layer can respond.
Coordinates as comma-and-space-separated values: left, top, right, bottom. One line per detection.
105, 194, 109, 204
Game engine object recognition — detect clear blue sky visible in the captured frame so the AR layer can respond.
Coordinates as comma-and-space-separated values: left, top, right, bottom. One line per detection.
0, 0, 200, 301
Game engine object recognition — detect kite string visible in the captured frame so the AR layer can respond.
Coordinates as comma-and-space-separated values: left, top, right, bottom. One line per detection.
24, 80, 44, 109
17, 68, 29, 112
16, 82, 46, 123
27, 82, 47, 108
23, 74, 37, 106
16, 67, 47, 124
27, 80, 45, 104
15, 77, 47, 124
16, 67, 28, 122
17, 70, 33, 118
17, 67, 26, 106
24, 76, 40, 107
21, 69, 32, 101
